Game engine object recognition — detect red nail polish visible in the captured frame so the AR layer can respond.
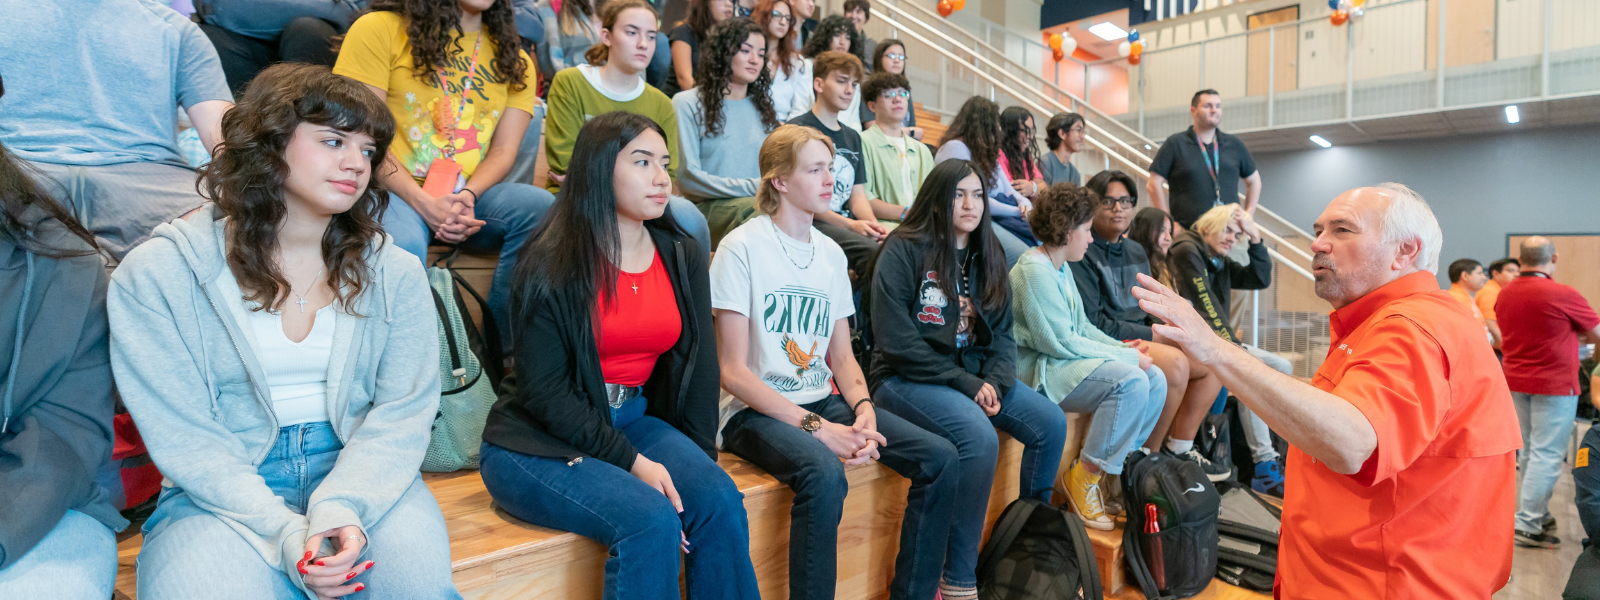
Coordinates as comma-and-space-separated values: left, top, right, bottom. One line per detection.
298, 562, 308, 575
315, 560, 325, 566
347, 572, 357, 580
364, 561, 375, 570
305, 551, 314, 560
355, 584, 365, 592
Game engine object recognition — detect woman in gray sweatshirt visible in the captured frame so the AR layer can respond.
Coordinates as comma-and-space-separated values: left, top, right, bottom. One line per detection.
0, 139, 126, 597
107, 64, 458, 599
672, 17, 781, 250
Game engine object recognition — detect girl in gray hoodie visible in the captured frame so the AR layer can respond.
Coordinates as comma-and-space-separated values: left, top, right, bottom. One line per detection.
107, 64, 459, 599
0, 138, 126, 597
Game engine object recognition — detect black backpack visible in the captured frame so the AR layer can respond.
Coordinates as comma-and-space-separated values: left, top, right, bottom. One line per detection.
1120, 450, 1221, 599
976, 497, 1103, 600
1214, 485, 1280, 592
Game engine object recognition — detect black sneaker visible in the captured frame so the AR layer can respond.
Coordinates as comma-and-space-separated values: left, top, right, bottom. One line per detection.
1170, 448, 1232, 482
1544, 516, 1559, 536
1514, 529, 1560, 549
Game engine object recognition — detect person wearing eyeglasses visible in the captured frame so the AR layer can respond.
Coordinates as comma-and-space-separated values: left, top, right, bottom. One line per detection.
1167, 203, 1291, 495
859, 72, 934, 229
1042, 113, 1084, 186
860, 39, 923, 141
1071, 170, 1230, 482
757, 0, 813, 121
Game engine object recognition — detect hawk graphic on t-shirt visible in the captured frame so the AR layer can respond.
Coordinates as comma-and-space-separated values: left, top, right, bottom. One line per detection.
782, 335, 824, 377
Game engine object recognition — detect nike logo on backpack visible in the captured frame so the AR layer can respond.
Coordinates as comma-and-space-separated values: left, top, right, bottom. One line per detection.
1186, 483, 1205, 494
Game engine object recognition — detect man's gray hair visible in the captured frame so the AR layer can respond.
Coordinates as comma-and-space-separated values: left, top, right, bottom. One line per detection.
1374, 182, 1443, 274
1519, 236, 1555, 266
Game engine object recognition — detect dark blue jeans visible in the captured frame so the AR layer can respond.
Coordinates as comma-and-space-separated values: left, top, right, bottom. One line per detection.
479, 398, 759, 600
721, 394, 959, 600
872, 377, 1068, 588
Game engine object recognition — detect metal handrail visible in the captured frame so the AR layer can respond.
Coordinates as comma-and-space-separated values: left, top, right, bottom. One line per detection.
880, 13, 1156, 180
880, 0, 1158, 153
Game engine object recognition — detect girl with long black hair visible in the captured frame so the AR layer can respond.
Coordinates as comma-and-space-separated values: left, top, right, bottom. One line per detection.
934, 97, 1034, 265
480, 111, 759, 600
999, 106, 1047, 204
866, 160, 1067, 600
110, 63, 458, 599
0, 118, 123, 597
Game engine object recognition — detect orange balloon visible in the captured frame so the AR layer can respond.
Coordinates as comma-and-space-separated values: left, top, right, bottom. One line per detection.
1130, 40, 1143, 57
1048, 33, 1063, 50
1330, 9, 1348, 25
937, 0, 953, 17
1052, 48, 1065, 62
951, 0, 965, 10
1129, 54, 1141, 66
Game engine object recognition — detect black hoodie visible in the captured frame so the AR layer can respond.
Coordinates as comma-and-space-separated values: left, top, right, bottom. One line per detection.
483, 224, 720, 470
867, 234, 1016, 398
0, 207, 126, 569
1167, 228, 1270, 343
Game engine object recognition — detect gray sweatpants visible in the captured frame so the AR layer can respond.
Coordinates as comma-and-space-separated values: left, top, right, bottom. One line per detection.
26, 160, 207, 260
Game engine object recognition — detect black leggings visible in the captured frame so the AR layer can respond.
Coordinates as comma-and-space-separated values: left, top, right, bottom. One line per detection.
199, 18, 340, 96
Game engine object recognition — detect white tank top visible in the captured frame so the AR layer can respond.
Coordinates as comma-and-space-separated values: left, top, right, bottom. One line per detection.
244, 304, 336, 426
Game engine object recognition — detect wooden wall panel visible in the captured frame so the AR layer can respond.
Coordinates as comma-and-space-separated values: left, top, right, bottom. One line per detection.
1508, 235, 1600, 313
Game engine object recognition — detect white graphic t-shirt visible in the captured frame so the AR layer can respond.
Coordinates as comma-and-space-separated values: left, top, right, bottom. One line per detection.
710, 215, 855, 439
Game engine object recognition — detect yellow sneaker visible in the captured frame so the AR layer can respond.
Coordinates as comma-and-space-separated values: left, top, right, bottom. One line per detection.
1065, 460, 1114, 531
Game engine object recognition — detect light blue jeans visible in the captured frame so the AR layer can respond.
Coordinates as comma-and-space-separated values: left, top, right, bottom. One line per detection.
137, 423, 461, 599
1240, 344, 1291, 463
1514, 392, 1579, 533
1056, 361, 1168, 475
0, 510, 117, 599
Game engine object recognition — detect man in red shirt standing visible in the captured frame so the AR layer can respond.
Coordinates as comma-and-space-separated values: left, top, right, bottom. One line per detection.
1133, 183, 1520, 598
1497, 236, 1600, 549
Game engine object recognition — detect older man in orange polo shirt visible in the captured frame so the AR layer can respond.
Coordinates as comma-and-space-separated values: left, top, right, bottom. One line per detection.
1133, 183, 1520, 598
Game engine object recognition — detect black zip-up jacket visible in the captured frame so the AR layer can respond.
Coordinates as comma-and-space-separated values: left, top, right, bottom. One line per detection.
1070, 232, 1155, 341
1167, 229, 1270, 343
482, 225, 719, 470
866, 235, 1016, 398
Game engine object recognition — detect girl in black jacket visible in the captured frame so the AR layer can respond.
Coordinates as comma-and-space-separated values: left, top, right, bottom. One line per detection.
479, 111, 759, 600
866, 160, 1068, 600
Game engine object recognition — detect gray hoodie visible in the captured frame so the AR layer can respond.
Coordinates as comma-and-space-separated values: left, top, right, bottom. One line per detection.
0, 206, 127, 569
107, 205, 440, 591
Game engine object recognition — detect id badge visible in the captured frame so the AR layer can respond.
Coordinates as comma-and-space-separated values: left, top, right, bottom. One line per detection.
421, 158, 463, 197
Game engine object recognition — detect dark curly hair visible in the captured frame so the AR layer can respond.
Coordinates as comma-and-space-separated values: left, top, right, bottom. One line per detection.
755, 0, 800, 78
1000, 106, 1040, 181
802, 15, 863, 62
696, 18, 780, 138
199, 63, 396, 314
371, 0, 529, 92
942, 96, 1002, 187
1027, 182, 1096, 248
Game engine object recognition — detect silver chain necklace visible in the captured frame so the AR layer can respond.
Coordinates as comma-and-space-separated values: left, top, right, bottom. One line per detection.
770, 218, 815, 270
289, 267, 325, 313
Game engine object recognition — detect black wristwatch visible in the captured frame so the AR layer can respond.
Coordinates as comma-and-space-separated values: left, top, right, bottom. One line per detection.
800, 412, 822, 433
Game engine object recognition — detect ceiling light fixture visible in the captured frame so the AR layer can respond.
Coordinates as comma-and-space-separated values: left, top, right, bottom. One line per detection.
1309, 135, 1332, 148
1504, 105, 1520, 124
1087, 22, 1128, 41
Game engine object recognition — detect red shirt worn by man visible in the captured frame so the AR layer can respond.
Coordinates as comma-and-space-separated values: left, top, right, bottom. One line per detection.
1496, 272, 1600, 396
1276, 271, 1521, 599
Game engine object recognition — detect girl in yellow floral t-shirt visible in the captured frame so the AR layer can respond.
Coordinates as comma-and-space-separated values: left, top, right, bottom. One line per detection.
334, 0, 552, 346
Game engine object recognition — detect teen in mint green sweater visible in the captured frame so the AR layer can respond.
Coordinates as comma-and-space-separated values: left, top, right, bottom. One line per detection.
1010, 183, 1166, 531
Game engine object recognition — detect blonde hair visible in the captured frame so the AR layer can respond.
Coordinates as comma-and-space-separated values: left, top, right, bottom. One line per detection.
757, 125, 835, 214
1190, 204, 1239, 241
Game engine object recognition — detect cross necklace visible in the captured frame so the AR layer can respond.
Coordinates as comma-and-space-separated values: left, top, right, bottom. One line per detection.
290, 267, 326, 313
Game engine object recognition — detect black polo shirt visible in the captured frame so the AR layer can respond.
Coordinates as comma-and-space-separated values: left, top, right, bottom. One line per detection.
1149, 126, 1257, 228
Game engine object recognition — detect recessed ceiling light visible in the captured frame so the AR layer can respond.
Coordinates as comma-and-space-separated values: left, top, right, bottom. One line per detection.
1309, 135, 1332, 148
1087, 22, 1129, 41
1504, 105, 1520, 124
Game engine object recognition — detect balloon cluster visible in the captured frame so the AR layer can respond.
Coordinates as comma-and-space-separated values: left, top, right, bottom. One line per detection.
936, 0, 965, 17
1047, 31, 1077, 62
1117, 30, 1144, 65
1329, 0, 1365, 26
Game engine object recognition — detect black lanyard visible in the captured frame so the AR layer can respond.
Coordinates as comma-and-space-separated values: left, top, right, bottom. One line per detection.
1196, 134, 1221, 206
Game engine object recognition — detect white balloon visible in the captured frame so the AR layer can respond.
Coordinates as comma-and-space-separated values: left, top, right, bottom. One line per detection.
1350, 6, 1364, 18
1061, 35, 1078, 55
1337, 0, 1352, 9
1117, 40, 1132, 58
